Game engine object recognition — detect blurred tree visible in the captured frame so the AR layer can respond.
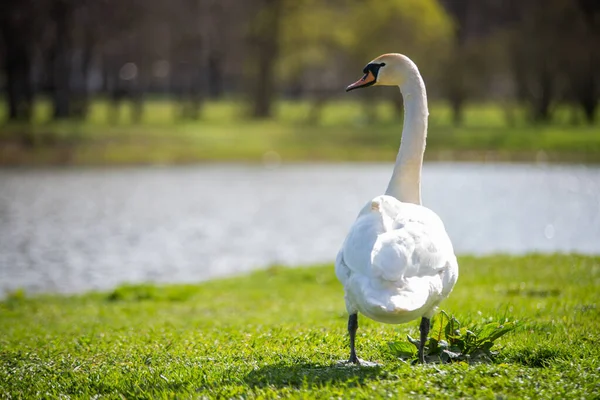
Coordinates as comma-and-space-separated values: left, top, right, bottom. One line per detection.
438, 0, 508, 126
506, 0, 599, 123
568, 0, 600, 123
439, 0, 471, 126
246, 0, 284, 118
276, 0, 453, 122
100, 0, 148, 124
277, 0, 342, 122
1, 0, 596, 128
69, 0, 97, 119
340, 0, 452, 74
170, 0, 205, 120
510, 1, 562, 122
0, 0, 40, 121
203, 0, 226, 99
48, 0, 75, 119
345, 0, 453, 121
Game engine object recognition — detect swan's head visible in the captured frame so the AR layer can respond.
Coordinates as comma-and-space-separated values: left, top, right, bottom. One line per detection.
346, 53, 416, 92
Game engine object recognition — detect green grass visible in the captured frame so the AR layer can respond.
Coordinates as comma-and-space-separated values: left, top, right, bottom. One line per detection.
1, 254, 599, 398
1, 98, 599, 165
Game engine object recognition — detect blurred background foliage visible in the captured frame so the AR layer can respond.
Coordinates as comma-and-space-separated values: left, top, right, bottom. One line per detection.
0, 0, 598, 164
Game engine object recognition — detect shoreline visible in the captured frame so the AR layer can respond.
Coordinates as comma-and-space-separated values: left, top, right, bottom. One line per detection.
3, 252, 599, 300
2, 146, 599, 167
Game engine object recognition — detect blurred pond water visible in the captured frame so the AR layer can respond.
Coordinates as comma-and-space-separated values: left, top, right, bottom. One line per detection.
1, 162, 599, 297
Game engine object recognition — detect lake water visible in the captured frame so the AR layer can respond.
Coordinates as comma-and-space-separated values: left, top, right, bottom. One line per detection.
1, 162, 599, 297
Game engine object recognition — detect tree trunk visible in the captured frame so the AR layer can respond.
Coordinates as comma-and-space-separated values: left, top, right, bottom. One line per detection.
132, 92, 144, 123
441, 0, 469, 127
109, 68, 123, 124
576, 54, 597, 124
4, 50, 34, 121
50, 0, 74, 120
207, 54, 223, 99
71, 9, 95, 120
206, 0, 224, 99
0, 3, 35, 121
189, 69, 202, 120
250, 0, 283, 119
578, 86, 597, 124
450, 94, 464, 126
532, 64, 553, 122
177, 70, 202, 121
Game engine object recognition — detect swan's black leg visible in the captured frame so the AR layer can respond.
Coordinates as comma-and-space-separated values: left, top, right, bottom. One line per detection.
348, 313, 359, 364
418, 317, 430, 363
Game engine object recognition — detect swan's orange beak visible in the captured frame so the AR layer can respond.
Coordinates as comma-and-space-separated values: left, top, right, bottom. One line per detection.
346, 71, 376, 92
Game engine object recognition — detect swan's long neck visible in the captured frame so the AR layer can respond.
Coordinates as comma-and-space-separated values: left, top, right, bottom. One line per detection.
384, 68, 428, 205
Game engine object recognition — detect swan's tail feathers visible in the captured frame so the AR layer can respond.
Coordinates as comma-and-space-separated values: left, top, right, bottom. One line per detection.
387, 286, 430, 314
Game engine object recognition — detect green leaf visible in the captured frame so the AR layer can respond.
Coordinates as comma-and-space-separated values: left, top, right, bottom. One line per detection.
476, 322, 506, 342
417, 312, 521, 363
437, 311, 448, 341
487, 322, 518, 342
480, 341, 495, 351
444, 315, 461, 340
451, 338, 466, 352
407, 334, 420, 349
388, 341, 416, 358
449, 345, 462, 354
427, 338, 441, 355
440, 351, 450, 363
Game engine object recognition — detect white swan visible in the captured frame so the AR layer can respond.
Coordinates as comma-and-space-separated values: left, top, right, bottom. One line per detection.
335, 53, 458, 364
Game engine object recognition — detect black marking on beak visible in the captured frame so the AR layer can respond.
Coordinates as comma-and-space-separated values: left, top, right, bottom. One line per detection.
346, 62, 386, 92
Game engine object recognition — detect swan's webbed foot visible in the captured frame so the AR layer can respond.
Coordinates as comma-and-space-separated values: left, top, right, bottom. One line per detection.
336, 357, 379, 367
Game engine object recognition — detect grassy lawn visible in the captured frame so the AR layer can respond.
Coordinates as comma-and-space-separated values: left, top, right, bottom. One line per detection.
1, 254, 599, 398
1, 99, 599, 165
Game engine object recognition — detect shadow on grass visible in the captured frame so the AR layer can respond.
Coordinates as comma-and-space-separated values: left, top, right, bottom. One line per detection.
505, 346, 570, 368
244, 362, 385, 388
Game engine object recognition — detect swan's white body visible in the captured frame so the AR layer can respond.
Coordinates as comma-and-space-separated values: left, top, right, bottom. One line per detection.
336, 54, 458, 330
335, 195, 458, 324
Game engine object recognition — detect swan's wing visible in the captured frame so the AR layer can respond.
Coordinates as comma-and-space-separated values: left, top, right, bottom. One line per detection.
334, 248, 350, 287
368, 202, 456, 313
371, 217, 453, 282
342, 214, 384, 273
341, 196, 451, 278
372, 202, 455, 282
336, 200, 386, 295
